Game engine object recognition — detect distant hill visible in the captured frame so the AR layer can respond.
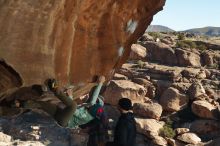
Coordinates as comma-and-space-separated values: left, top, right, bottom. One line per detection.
146, 25, 175, 32
184, 27, 220, 36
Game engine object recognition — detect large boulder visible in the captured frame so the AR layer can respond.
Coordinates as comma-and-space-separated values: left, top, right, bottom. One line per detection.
152, 80, 172, 97
201, 51, 214, 66
159, 87, 189, 112
187, 82, 206, 100
177, 133, 201, 145
191, 100, 216, 119
181, 68, 206, 80
135, 118, 164, 139
0, 0, 165, 95
142, 42, 178, 65
201, 50, 220, 67
143, 63, 182, 82
129, 44, 147, 60
175, 48, 201, 67
133, 102, 162, 119
104, 80, 147, 105
132, 78, 156, 98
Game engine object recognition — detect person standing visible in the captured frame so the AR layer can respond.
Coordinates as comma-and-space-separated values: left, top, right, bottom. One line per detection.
106, 98, 136, 146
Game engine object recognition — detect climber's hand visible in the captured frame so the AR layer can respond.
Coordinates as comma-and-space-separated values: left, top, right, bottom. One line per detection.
65, 88, 73, 97
98, 76, 105, 84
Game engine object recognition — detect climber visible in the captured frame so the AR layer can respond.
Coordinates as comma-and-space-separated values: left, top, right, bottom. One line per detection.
47, 76, 106, 128
106, 98, 136, 146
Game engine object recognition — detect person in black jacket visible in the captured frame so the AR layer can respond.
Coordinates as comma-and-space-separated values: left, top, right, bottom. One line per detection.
106, 98, 136, 146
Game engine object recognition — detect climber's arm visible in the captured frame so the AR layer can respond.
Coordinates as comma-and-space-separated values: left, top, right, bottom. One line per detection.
88, 76, 105, 106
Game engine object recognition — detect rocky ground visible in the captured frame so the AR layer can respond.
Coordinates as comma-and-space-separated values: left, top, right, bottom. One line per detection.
103, 32, 220, 146
0, 32, 220, 146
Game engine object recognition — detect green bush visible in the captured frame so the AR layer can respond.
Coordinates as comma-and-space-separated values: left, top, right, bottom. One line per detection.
177, 33, 185, 40
159, 119, 176, 138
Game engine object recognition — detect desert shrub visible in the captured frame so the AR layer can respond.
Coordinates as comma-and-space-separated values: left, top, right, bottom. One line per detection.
176, 41, 189, 48
198, 44, 207, 51
186, 40, 197, 48
148, 32, 162, 40
176, 40, 197, 49
177, 33, 185, 40
159, 118, 175, 138
137, 60, 145, 68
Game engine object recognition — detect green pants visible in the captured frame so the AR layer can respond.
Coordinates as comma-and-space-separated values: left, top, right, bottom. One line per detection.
54, 90, 77, 127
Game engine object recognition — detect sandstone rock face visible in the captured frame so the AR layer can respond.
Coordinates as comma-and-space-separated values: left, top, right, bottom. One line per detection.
104, 80, 147, 105
0, 0, 165, 95
159, 87, 189, 112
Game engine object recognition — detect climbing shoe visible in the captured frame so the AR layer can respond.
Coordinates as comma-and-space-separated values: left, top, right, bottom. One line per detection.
46, 78, 58, 92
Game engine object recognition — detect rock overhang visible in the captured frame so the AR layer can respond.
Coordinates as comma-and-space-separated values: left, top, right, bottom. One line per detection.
0, 0, 166, 96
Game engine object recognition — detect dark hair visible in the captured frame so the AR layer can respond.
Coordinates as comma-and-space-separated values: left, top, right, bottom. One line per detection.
118, 98, 132, 111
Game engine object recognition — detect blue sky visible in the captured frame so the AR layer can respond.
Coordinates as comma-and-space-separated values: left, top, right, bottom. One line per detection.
151, 0, 220, 31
